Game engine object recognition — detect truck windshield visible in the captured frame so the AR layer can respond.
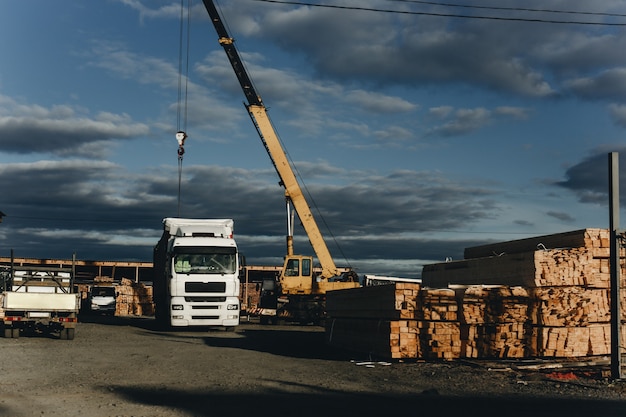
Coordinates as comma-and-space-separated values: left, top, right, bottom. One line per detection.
92, 287, 116, 297
174, 253, 236, 274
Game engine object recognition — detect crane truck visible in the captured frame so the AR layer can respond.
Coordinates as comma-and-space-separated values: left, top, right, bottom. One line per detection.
153, 218, 240, 330
201, 0, 360, 324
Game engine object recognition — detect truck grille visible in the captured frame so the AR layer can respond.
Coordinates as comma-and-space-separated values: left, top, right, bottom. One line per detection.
185, 282, 226, 293
184, 296, 226, 302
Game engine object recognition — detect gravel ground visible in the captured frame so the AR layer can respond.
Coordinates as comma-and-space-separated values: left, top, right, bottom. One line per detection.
1, 315, 626, 417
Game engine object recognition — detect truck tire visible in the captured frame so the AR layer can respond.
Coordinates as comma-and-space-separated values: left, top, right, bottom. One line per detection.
60, 328, 75, 340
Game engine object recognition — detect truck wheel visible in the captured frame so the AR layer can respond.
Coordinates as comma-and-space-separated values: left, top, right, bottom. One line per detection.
60, 328, 75, 340
66, 328, 75, 340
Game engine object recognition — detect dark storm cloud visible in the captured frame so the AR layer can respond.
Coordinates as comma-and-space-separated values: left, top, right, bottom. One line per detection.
564, 68, 626, 101
220, 1, 626, 102
0, 159, 502, 274
0, 98, 149, 158
555, 145, 626, 205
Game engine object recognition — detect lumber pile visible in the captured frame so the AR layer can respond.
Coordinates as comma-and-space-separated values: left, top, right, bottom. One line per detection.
326, 228, 626, 361
115, 278, 154, 316
423, 229, 622, 288
325, 283, 421, 359
240, 283, 260, 313
76, 277, 154, 316
424, 228, 625, 358
417, 289, 461, 360
458, 286, 530, 359
531, 287, 611, 326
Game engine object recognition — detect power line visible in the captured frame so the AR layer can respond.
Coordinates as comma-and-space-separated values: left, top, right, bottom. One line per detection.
250, 0, 626, 26
391, 0, 626, 18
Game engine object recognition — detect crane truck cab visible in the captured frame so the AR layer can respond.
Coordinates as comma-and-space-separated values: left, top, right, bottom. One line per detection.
280, 255, 358, 295
269, 254, 359, 324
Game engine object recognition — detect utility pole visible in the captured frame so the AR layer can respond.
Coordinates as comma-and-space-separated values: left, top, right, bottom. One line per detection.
609, 152, 623, 380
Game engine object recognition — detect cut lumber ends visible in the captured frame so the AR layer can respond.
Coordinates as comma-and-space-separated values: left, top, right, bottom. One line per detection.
418, 288, 458, 321
425, 228, 626, 289
531, 287, 611, 327
418, 321, 461, 360
325, 282, 626, 361
462, 323, 529, 359
459, 285, 530, 325
422, 247, 613, 289
528, 324, 611, 358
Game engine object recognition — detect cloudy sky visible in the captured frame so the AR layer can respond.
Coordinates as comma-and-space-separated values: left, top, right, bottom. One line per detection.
1, 0, 626, 278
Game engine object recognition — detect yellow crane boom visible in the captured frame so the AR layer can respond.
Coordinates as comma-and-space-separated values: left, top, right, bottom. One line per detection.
201, 1, 359, 318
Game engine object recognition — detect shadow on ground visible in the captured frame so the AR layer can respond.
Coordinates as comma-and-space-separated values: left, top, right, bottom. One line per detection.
79, 315, 347, 360
202, 326, 351, 360
108, 385, 626, 417
78, 313, 158, 330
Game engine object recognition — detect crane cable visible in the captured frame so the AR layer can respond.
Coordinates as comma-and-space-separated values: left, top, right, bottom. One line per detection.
176, 0, 192, 217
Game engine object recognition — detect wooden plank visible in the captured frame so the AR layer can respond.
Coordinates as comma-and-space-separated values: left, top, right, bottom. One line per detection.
422, 252, 538, 288
531, 287, 611, 326
422, 248, 611, 288
463, 228, 608, 259
326, 283, 420, 320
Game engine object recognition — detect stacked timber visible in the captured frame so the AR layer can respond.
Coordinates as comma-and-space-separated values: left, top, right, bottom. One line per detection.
326, 228, 626, 361
530, 286, 611, 327
458, 286, 530, 359
325, 283, 421, 359
422, 228, 625, 358
423, 229, 624, 288
417, 289, 461, 360
115, 278, 154, 316
240, 282, 261, 313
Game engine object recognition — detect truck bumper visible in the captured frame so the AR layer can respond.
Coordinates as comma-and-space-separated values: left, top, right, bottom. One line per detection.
170, 316, 239, 327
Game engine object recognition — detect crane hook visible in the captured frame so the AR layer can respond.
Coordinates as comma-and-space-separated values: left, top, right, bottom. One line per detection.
176, 131, 187, 158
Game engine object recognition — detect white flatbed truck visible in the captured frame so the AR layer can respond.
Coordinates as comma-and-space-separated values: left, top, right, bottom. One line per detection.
1, 265, 79, 340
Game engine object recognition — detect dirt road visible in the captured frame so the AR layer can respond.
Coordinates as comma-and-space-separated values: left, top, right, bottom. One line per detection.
1, 316, 626, 417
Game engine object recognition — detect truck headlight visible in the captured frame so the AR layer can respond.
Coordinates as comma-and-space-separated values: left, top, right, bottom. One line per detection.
227, 304, 238, 310
172, 304, 184, 310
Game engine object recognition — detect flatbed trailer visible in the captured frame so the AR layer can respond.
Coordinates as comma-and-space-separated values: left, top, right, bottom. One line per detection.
1, 265, 79, 340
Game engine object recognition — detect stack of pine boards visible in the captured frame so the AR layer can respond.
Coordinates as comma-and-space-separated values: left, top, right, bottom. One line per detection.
325, 228, 626, 360
115, 277, 154, 316
326, 283, 422, 359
